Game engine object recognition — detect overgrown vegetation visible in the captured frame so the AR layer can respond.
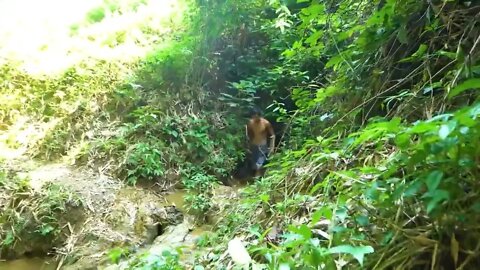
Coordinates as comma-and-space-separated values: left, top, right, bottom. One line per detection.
181, 0, 480, 269
0, 0, 243, 218
128, 249, 183, 270
0, 166, 82, 258
1, 0, 480, 269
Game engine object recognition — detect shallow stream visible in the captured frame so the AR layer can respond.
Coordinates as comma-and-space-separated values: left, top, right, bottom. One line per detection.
0, 184, 243, 269
0, 257, 56, 270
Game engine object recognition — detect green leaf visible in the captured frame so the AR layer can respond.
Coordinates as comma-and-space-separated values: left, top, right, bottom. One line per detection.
449, 78, 480, 98
311, 208, 323, 225
39, 224, 55, 236
399, 44, 428, 63
290, 224, 312, 240
426, 189, 450, 214
315, 85, 341, 103
404, 180, 423, 197
397, 26, 408, 44
407, 121, 436, 134
279, 263, 290, 270
308, 247, 324, 266
259, 194, 270, 203
355, 215, 369, 226
108, 247, 125, 264
395, 133, 410, 148
426, 170, 443, 192
2, 231, 15, 246
305, 31, 323, 46
325, 55, 343, 68
380, 231, 394, 246
335, 208, 348, 222
438, 124, 450, 139
436, 50, 456, 59
438, 121, 456, 139
459, 126, 469, 134
413, 44, 428, 57
310, 181, 323, 194
328, 245, 374, 266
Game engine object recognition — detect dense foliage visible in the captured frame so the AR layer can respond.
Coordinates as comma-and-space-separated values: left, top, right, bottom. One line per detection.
0, 0, 244, 218
186, 0, 480, 269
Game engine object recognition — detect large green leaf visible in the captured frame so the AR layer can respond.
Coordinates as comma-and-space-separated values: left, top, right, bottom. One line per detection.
448, 78, 480, 98
289, 224, 312, 240
328, 245, 374, 266
325, 55, 344, 68
426, 170, 443, 192
404, 180, 423, 197
399, 44, 428, 63
425, 189, 450, 214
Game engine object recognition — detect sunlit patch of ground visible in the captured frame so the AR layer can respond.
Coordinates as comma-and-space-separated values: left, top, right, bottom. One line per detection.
0, 115, 62, 161
0, 0, 186, 160
0, 0, 185, 75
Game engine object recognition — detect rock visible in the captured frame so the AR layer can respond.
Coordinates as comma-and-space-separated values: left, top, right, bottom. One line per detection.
86, 186, 242, 269
104, 187, 184, 245
64, 187, 184, 270
102, 221, 200, 270
1, 161, 203, 269
151, 222, 192, 252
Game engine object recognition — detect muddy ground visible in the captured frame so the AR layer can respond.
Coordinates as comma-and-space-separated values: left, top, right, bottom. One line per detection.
0, 156, 240, 270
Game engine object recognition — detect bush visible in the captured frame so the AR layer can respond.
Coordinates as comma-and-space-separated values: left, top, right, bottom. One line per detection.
0, 168, 82, 258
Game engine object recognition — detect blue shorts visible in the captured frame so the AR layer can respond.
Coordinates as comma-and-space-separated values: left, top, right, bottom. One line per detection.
250, 144, 269, 170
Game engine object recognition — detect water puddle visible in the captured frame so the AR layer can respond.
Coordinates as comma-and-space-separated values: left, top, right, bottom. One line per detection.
190, 224, 212, 236
165, 190, 186, 212
0, 258, 56, 270
164, 184, 244, 214
230, 183, 244, 192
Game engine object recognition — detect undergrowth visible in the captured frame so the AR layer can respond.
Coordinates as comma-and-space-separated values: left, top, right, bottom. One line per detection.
0, 0, 243, 218
184, 0, 480, 269
0, 167, 82, 259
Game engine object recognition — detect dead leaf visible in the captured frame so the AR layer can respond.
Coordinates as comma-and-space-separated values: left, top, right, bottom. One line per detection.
409, 234, 437, 246
451, 233, 459, 266
312, 229, 330, 240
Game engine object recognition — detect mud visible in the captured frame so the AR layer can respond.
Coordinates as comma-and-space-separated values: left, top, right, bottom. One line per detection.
0, 257, 57, 270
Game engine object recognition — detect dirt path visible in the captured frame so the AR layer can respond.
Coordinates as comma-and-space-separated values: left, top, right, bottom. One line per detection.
18, 163, 123, 211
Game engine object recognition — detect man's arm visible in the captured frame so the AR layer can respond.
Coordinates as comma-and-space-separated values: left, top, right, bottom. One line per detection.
245, 123, 252, 147
267, 122, 275, 154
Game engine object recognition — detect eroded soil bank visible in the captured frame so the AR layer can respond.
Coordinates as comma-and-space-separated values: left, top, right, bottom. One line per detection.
0, 158, 241, 269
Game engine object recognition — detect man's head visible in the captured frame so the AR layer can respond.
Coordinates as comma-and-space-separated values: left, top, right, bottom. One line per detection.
249, 107, 262, 120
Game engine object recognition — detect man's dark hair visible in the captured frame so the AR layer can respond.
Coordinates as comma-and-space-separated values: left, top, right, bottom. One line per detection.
249, 107, 262, 117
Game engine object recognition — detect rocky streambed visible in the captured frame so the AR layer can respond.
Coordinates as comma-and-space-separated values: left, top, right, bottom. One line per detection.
0, 160, 240, 270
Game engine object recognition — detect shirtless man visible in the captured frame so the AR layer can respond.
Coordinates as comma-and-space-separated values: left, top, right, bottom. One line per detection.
246, 108, 275, 177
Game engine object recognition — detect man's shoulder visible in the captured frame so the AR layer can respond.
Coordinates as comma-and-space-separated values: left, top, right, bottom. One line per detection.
261, 117, 272, 125
248, 118, 271, 126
